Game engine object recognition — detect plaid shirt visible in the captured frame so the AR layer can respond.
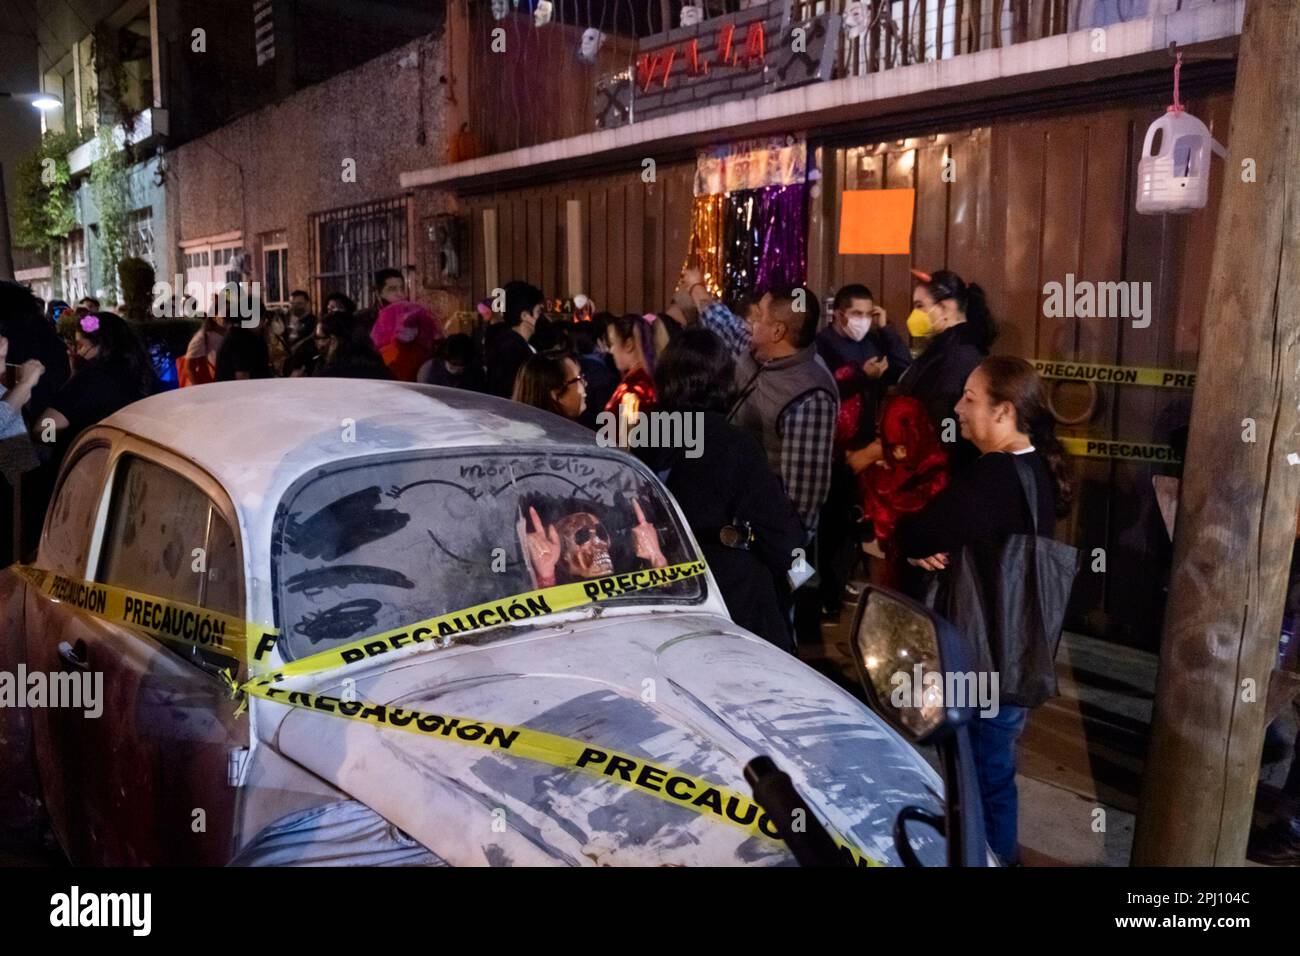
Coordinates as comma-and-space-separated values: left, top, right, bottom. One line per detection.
777, 391, 838, 537
700, 301, 837, 537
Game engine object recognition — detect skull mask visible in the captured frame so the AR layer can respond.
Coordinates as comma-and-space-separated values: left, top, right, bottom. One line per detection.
555, 512, 614, 579
578, 27, 605, 64
490, 0, 508, 20
844, 1, 870, 39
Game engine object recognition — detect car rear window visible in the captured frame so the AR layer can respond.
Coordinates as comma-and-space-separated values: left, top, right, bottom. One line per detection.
272, 449, 704, 662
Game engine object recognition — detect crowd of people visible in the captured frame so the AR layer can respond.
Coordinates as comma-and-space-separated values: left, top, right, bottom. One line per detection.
29, 257, 1300, 867
0, 265, 1073, 863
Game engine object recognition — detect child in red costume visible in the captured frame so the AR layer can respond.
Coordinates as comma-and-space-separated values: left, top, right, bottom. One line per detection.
861, 396, 949, 584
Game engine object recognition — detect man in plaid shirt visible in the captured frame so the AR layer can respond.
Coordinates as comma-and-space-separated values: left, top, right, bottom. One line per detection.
684, 272, 839, 541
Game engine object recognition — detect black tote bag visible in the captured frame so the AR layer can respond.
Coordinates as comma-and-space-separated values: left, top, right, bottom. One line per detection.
927, 455, 1079, 708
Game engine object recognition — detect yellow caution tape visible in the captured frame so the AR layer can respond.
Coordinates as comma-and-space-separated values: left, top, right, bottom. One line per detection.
12, 560, 882, 865
1060, 437, 1183, 463
241, 682, 880, 866
1034, 359, 1196, 389
12, 563, 259, 660
248, 560, 711, 683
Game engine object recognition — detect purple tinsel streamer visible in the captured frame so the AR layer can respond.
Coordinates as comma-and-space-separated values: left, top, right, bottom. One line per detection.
717, 184, 808, 301
753, 184, 808, 292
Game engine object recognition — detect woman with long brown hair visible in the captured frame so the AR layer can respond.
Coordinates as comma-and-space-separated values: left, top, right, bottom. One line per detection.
895, 356, 1074, 865
512, 352, 587, 422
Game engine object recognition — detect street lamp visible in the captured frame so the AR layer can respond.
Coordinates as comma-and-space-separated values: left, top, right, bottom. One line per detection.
0, 91, 62, 112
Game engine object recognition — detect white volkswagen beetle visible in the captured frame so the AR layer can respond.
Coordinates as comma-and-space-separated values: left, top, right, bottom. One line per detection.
0, 380, 963, 867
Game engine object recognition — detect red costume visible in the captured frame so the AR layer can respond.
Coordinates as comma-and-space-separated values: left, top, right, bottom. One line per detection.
604, 366, 657, 415
861, 396, 949, 578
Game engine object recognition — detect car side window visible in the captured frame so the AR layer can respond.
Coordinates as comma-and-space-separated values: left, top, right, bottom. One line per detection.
41, 444, 110, 577
97, 455, 243, 669
203, 508, 242, 618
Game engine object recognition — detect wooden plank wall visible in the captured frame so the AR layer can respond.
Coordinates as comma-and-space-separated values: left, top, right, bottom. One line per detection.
819, 88, 1233, 646
459, 86, 1233, 645
465, 161, 698, 315
464, 9, 637, 156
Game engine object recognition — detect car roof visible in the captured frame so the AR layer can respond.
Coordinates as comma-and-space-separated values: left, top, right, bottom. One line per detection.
101, 379, 597, 504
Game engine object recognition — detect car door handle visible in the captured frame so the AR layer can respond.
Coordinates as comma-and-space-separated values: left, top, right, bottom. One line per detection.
57, 640, 89, 672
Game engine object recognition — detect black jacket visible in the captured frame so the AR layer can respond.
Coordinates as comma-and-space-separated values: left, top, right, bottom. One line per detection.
895, 321, 986, 471
815, 323, 911, 450
1, 316, 70, 423
484, 326, 535, 398
637, 411, 804, 651
896, 450, 1056, 560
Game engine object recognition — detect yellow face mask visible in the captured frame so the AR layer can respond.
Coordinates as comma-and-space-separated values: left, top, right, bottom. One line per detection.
906, 308, 933, 338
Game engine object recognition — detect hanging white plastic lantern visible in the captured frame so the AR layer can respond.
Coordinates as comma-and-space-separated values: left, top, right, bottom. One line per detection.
1137, 111, 1225, 214
1136, 53, 1226, 215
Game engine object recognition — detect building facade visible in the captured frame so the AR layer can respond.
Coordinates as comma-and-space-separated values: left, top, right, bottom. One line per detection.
23, 0, 444, 303
396, 0, 1242, 646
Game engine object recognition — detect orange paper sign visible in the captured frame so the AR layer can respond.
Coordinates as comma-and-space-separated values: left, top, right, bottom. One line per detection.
839, 189, 915, 255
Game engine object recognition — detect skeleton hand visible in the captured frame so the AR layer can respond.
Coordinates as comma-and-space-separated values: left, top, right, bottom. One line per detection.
630, 498, 667, 568
523, 506, 561, 586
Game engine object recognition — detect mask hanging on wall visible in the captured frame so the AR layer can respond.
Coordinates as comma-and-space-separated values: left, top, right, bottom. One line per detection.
578, 28, 605, 64
534, 0, 554, 27
844, 1, 871, 40
490, 0, 509, 21
681, 3, 704, 28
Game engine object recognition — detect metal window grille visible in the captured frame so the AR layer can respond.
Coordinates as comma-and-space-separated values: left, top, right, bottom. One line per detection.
61, 230, 87, 302
789, 0, 1083, 77
308, 195, 410, 311
124, 208, 156, 266
254, 0, 276, 67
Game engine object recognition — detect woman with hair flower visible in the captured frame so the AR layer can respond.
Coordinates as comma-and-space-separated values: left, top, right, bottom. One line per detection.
39, 311, 157, 462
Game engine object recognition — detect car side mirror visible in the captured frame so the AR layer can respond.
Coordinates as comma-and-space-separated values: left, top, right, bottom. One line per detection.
849, 584, 973, 744
849, 584, 990, 866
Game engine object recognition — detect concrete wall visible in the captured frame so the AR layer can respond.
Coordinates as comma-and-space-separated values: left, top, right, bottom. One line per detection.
167, 29, 463, 315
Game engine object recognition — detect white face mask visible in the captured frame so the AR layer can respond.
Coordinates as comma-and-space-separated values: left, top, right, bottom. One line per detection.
845, 316, 873, 341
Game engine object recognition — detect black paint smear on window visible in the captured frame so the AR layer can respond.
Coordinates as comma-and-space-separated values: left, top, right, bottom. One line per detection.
283, 566, 417, 596
293, 599, 384, 644
284, 487, 410, 560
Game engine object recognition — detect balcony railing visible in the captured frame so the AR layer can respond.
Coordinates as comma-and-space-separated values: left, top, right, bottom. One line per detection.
789, 0, 1229, 77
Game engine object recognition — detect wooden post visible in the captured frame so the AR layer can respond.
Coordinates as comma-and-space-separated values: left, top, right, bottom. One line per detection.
1132, 0, 1300, 866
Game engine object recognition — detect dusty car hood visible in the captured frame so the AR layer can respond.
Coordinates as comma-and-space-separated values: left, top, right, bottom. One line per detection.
263, 613, 946, 866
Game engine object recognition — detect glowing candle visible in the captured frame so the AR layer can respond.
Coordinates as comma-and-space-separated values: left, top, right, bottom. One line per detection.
619, 391, 639, 446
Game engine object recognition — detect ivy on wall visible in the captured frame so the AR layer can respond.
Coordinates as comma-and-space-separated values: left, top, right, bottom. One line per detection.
11, 131, 80, 260
88, 122, 135, 293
